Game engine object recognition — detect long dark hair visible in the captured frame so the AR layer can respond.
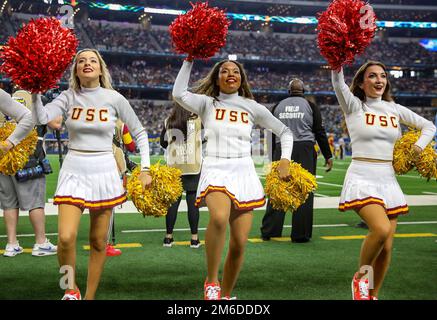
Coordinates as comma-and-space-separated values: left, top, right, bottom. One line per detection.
350, 60, 393, 102
193, 60, 254, 99
166, 103, 197, 142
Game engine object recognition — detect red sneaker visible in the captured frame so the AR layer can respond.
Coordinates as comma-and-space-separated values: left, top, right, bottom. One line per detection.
351, 272, 370, 300
106, 244, 122, 257
370, 296, 378, 300
204, 281, 221, 300
62, 289, 81, 300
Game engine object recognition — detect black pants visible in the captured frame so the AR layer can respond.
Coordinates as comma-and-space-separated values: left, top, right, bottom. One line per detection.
166, 174, 200, 235
260, 141, 317, 241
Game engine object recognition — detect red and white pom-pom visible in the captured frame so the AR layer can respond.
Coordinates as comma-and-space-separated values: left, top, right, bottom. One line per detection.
0, 17, 78, 93
317, 0, 377, 71
169, 2, 231, 60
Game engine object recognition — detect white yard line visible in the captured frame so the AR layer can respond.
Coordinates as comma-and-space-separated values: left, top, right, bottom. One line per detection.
121, 221, 436, 234
314, 193, 330, 198
317, 182, 344, 188
2, 195, 435, 217
397, 221, 437, 225
316, 166, 426, 180
396, 175, 421, 179
317, 167, 347, 173
3, 221, 436, 238
0, 232, 58, 239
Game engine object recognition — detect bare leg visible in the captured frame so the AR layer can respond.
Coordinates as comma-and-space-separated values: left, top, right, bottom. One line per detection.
84, 208, 112, 300
356, 204, 392, 278
3, 208, 19, 244
204, 192, 232, 283
370, 217, 397, 298
57, 204, 83, 291
28, 207, 47, 244
221, 208, 253, 297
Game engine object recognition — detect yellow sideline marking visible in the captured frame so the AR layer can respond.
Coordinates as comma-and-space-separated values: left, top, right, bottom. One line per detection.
321, 233, 437, 240
0, 249, 37, 255
1, 243, 144, 254
83, 243, 142, 250
394, 233, 436, 238
173, 240, 205, 246
248, 238, 264, 243
271, 237, 291, 242
170, 233, 437, 246
3, 233, 434, 254
322, 235, 366, 240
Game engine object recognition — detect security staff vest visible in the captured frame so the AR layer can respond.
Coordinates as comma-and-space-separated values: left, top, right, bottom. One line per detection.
273, 96, 315, 143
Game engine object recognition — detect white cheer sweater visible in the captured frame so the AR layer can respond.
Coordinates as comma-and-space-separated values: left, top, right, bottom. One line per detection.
173, 60, 293, 160
332, 69, 435, 161
32, 86, 150, 168
0, 89, 34, 146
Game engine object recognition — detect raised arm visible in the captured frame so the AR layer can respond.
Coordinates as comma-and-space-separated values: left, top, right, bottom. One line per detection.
0, 88, 34, 146
331, 69, 362, 114
253, 101, 293, 161
396, 103, 436, 150
172, 60, 209, 116
116, 96, 151, 170
31, 92, 68, 125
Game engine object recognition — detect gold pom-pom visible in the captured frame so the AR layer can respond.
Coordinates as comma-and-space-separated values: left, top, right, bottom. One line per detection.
0, 122, 38, 175
126, 163, 183, 217
393, 129, 418, 175
393, 128, 437, 181
265, 161, 317, 212
415, 142, 437, 181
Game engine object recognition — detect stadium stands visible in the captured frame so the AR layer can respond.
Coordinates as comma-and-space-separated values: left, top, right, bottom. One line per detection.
0, 0, 435, 153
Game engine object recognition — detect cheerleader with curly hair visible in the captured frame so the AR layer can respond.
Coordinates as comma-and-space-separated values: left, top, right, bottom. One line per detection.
173, 58, 294, 300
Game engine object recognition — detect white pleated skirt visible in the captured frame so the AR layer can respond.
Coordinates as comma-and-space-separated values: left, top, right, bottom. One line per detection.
54, 150, 126, 210
195, 156, 265, 211
339, 160, 408, 217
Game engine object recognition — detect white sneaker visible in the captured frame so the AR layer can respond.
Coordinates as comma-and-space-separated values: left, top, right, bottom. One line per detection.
3, 242, 24, 257
32, 238, 57, 257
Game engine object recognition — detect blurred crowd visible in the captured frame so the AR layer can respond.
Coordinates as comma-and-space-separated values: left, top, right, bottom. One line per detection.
55, 61, 437, 96
3, 17, 435, 67
96, 25, 434, 66
1, 15, 435, 156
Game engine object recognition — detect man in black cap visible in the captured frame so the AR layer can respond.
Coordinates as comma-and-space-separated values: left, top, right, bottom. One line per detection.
261, 78, 333, 243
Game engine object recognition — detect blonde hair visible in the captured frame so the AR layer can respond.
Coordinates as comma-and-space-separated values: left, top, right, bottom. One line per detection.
350, 60, 393, 102
193, 60, 254, 100
69, 48, 114, 91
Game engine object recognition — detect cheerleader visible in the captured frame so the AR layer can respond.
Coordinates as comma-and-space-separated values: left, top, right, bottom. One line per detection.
31, 49, 152, 300
332, 61, 435, 300
0, 88, 34, 153
173, 59, 293, 300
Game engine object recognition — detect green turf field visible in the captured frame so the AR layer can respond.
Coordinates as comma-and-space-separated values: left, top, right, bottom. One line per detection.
44, 154, 437, 201
0, 155, 436, 300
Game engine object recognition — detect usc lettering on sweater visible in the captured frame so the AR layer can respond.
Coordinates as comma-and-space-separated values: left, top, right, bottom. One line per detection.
32, 86, 151, 169
173, 60, 294, 160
